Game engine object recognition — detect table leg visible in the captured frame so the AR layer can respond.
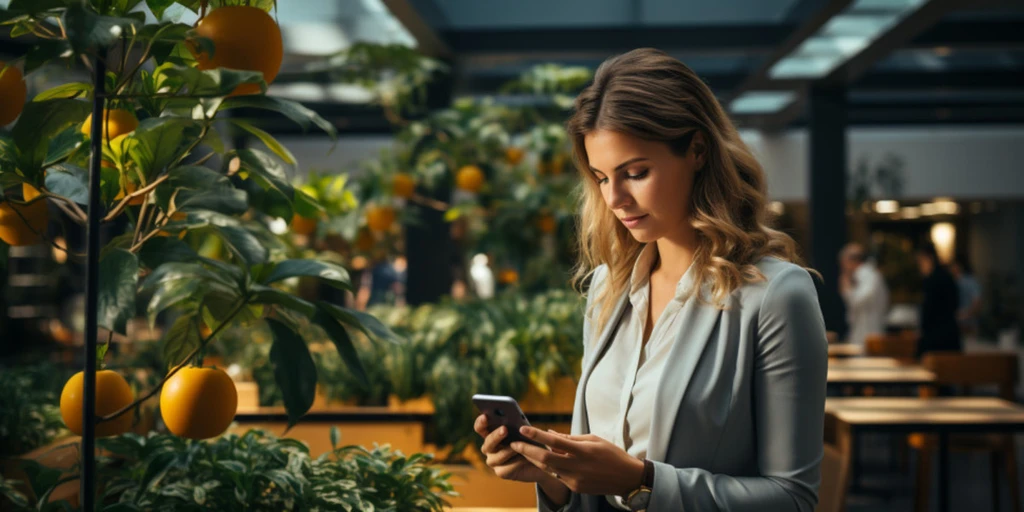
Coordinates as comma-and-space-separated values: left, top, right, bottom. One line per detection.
836, 422, 856, 512
938, 431, 950, 512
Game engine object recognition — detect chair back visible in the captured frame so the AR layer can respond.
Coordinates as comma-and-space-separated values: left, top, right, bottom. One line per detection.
815, 443, 847, 512
920, 352, 1019, 400
865, 331, 917, 360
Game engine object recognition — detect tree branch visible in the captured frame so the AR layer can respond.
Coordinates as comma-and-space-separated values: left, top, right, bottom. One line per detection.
102, 173, 170, 222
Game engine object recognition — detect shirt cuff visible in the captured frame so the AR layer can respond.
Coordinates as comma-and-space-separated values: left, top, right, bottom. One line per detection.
537, 484, 575, 512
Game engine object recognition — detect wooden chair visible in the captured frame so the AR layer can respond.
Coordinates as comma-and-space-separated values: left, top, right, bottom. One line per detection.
865, 331, 918, 361
826, 331, 839, 345
816, 442, 848, 512
910, 352, 1020, 512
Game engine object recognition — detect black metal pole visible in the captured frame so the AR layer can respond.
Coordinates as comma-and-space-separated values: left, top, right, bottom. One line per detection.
81, 55, 106, 512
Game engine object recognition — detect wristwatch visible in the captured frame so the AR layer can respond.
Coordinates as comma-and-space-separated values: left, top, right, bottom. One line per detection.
623, 458, 654, 511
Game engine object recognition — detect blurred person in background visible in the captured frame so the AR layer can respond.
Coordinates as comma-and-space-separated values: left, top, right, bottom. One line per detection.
915, 241, 961, 356
838, 242, 889, 346
950, 257, 982, 342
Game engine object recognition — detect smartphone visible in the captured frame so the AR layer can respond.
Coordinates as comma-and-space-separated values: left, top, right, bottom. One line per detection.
472, 394, 546, 448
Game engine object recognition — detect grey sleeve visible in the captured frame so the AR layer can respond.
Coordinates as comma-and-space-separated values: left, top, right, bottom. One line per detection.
646, 266, 829, 511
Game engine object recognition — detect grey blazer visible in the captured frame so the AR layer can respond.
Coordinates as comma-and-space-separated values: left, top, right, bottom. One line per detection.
538, 257, 828, 511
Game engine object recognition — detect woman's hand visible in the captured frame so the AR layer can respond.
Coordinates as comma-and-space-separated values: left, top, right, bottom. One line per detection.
510, 426, 646, 497
473, 414, 557, 484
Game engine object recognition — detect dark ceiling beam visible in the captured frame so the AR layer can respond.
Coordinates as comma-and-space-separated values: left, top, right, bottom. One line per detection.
909, 20, 1024, 49
458, 68, 1024, 97
736, 0, 971, 130
440, 25, 797, 55
381, 0, 452, 59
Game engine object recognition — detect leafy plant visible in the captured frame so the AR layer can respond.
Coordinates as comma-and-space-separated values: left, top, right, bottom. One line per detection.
0, 363, 71, 457
62, 428, 453, 511
0, 0, 424, 431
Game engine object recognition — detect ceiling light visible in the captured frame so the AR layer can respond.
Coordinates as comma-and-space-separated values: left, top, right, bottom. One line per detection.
901, 206, 920, 219
730, 91, 797, 114
874, 200, 899, 214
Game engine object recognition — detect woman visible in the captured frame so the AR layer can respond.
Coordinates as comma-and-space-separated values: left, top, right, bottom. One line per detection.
473, 48, 828, 511
915, 241, 961, 356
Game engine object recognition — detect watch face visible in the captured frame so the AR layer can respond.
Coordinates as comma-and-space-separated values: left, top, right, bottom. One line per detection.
628, 489, 652, 511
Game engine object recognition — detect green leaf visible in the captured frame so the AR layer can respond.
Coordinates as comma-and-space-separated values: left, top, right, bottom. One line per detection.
148, 278, 202, 327
18, 459, 63, 503
249, 284, 315, 318
330, 426, 341, 450
44, 127, 87, 167
268, 318, 317, 430
23, 39, 73, 75
173, 188, 248, 215
160, 67, 266, 98
108, 0, 146, 17
44, 164, 89, 204
128, 117, 195, 175
236, 148, 294, 199
220, 96, 338, 138
230, 119, 296, 165
292, 187, 324, 219
138, 237, 200, 270
64, 4, 142, 55
319, 303, 402, 345
145, 0, 179, 20
234, 148, 294, 218
214, 225, 268, 266
163, 313, 201, 368
98, 249, 139, 335
262, 259, 351, 290
34, 82, 93, 102
11, 99, 90, 173
312, 306, 368, 386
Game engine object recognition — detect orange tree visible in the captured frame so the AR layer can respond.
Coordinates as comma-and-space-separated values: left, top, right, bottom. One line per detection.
0, 0, 400, 437
344, 63, 593, 294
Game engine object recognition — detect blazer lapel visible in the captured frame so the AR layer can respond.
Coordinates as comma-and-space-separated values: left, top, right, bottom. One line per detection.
573, 291, 629, 435
646, 292, 724, 463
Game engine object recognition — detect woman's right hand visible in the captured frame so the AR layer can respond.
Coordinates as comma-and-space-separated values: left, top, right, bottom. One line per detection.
474, 414, 551, 483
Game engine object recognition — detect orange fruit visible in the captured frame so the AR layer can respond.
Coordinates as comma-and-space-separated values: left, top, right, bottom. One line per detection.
22, 183, 41, 201
157, 212, 187, 238
160, 367, 237, 440
60, 370, 135, 437
505, 147, 524, 166
392, 173, 416, 198
291, 213, 318, 236
498, 269, 519, 285
113, 181, 145, 206
455, 165, 485, 193
355, 228, 375, 252
192, 6, 283, 96
81, 109, 138, 140
366, 205, 396, 233
0, 198, 49, 246
0, 61, 26, 126
537, 214, 557, 234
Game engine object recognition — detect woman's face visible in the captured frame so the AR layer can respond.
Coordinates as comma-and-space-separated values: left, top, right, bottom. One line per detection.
584, 129, 704, 244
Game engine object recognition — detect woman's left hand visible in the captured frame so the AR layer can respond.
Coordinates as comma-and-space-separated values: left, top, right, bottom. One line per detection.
509, 426, 646, 496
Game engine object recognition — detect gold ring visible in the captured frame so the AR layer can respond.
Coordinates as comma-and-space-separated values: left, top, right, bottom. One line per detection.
549, 471, 559, 479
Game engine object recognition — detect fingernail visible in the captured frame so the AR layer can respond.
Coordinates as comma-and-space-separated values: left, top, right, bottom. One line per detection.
520, 426, 530, 436
498, 427, 506, 435
511, 442, 521, 451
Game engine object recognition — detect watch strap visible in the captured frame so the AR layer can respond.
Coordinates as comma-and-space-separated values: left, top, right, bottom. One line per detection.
642, 458, 655, 488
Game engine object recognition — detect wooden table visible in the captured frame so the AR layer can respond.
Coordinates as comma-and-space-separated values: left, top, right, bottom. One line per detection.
827, 357, 914, 370
826, 397, 1024, 512
828, 343, 864, 358
826, 365, 936, 388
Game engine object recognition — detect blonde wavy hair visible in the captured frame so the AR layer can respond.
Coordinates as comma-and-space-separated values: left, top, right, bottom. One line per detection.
568, 48, 811, 333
